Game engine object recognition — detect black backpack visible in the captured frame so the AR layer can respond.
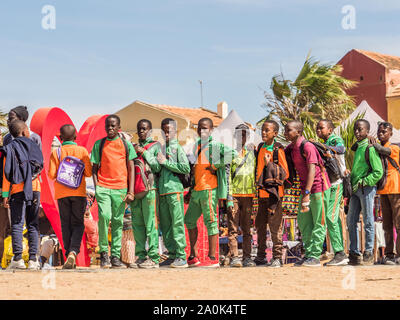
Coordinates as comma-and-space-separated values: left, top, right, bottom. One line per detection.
256, 142, 291, 189
299, 140, 341, 184
365, 144, 387, 191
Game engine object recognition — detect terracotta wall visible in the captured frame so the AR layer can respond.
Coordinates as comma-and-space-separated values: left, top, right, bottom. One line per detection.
338, 49, 388, 120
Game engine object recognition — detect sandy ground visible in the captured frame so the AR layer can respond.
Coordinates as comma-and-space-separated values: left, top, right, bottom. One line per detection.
0, 262, 399, 300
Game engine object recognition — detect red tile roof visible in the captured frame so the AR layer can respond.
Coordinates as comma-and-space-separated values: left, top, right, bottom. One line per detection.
356, 49, 400, 70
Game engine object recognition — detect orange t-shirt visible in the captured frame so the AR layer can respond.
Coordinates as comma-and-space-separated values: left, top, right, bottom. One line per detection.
194, 145, 218, 191
378, 143, 400, 195
2, 157, 41, 197
91, 138, 132, 190
48, 143, 92, 200
256, 146, 289, 198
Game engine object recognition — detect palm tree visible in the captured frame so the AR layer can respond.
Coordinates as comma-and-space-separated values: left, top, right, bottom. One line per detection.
259, 53, 358, 140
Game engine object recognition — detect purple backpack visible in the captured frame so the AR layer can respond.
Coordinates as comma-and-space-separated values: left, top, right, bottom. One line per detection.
56, 148, 85, 189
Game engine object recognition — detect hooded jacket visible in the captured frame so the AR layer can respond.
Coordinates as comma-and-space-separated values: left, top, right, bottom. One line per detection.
2, 136, 43, 202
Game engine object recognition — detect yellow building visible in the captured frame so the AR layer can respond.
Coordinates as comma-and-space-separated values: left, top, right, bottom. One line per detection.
387, 85, 400, 129
116, 100, 229, 144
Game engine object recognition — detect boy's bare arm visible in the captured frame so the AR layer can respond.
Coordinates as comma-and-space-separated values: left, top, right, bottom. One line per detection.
92, 164, 99, 189
124, 160, 135, 203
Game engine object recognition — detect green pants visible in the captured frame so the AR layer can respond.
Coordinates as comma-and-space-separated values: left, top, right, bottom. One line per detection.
326, 184, 344, 253
96, 185, 127, 258
297, 188, 330, 259
159, 192, 187, 260
184, 188, 218, 236
131, 189, 160, 262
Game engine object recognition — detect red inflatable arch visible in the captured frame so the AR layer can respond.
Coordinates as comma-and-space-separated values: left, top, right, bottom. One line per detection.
31, 108, 108, 267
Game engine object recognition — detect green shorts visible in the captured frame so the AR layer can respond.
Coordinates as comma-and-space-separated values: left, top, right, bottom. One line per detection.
184, 188, 218, 236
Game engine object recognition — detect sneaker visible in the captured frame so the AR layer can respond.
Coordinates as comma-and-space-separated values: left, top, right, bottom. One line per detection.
111, 256, 127, 268
363, 251, 374, 266
170, 258, 188, 268
188, 256, 201, 268
254, 257, 267, 266
242, 257, 256, 267
100, 252, 111, 269
41, 263, 54, 270
27, 259, 41, 270
135, 258, 146, 267
396, 257, 400, 265
203, 257, 220, 268
230, 257, 243, 268
63, 251, 76, 269
7, 258, 26, 270
325, 251, 349, 266
127, 262, 138, 268
302, 257, 321, 267
294, 257, 306, 267
267, 258, 283, 268
159, 258, 174, 267
348, 252, 363, 266
383, 256, 396, 265
138, 258, 159, 269
222, 256, 231, 266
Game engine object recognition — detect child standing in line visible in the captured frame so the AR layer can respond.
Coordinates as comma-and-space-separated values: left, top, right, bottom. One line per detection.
347, 119, 383, 266
131, 119, 162, 269
2, 120, 43, 270
91, 115, 136, 269
254, 120, 289, 268
157, 118, 190, 268
284, 120, 331, 267
48, 124, 92, 269
184, 117, 237, 268
316, 119, 348, 266
376, 122, 400, 265
226, 124, 257, 268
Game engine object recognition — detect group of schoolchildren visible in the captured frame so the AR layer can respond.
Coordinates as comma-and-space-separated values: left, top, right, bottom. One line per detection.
1, 105, 399, 270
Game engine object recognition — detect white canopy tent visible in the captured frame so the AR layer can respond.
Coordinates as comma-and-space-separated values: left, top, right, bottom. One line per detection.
334, 100, 400, 144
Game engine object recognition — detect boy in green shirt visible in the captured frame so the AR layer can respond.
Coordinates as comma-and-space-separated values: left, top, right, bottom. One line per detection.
131, 119, 162, 269
157, 118, 190, 268
347, 119, 383, 265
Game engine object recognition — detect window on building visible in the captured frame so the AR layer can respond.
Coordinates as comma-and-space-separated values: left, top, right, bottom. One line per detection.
360, 75, 364, 81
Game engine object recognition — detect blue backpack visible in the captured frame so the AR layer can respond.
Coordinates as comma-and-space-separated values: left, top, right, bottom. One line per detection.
56, 147, 85, 189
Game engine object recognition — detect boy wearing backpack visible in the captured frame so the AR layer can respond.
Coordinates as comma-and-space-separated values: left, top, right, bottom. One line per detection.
226, 124, 256, 268
376, 122, 400, 265
347, 119, 383, 266
284, 120, 331, 267
48, 124, 92, 269
91, 115, 136, 268
131, 119, 162, 269
254, 120, 288, 268
184, 117, 237, 267
156, 118, 190, 268
2, 120, 43, 270
316, 120, 348, 266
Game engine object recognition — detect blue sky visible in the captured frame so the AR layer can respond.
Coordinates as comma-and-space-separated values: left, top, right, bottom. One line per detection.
0, 0, 399, 129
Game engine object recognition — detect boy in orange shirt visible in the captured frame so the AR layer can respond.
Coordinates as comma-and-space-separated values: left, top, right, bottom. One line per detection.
48, 124, 92, 269
254, 120, 289, 267
2, 120, 43, 270
377, 122, 400, 265
91, 115, 136, 268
